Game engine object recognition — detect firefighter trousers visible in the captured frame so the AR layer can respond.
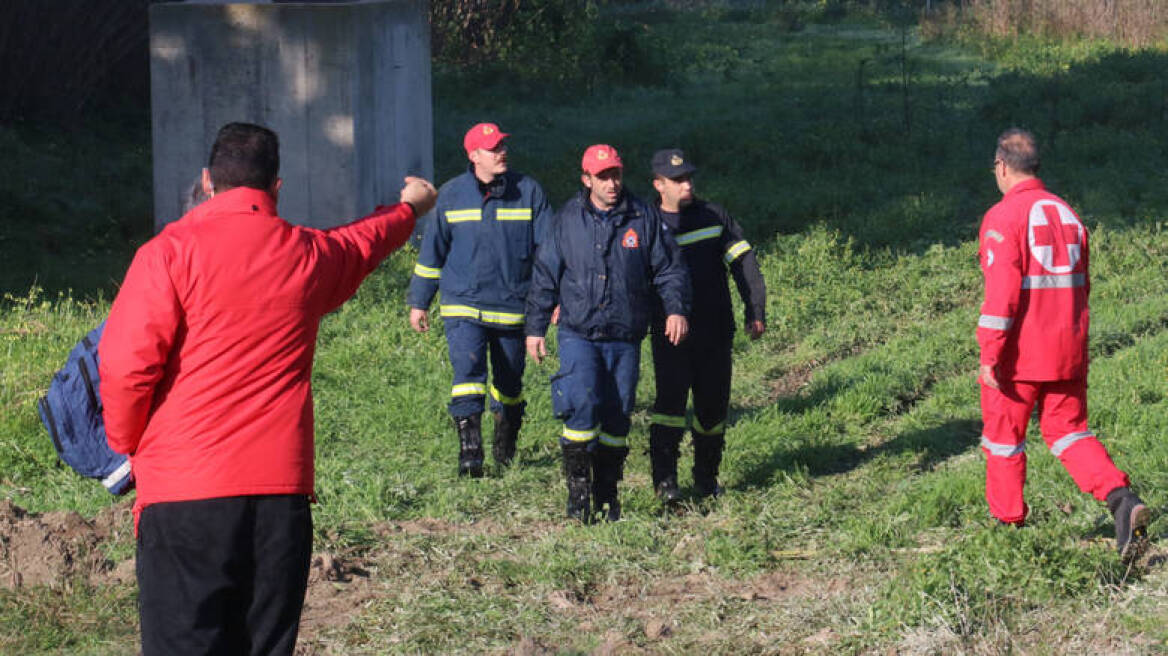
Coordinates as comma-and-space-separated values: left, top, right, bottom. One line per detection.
649, 332, 733, 441
550, 328, 640, 449
980, 377, 1129, 524
444, 318, 526, 419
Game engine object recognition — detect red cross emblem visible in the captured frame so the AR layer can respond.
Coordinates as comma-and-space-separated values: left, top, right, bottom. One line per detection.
1028, 200, 1083, 273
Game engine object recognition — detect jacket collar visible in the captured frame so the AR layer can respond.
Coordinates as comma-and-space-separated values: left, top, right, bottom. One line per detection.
189, 186, 278, 220
1004, 177, 1045, 198
468, 164, 510, 199
580, 189, 638, 223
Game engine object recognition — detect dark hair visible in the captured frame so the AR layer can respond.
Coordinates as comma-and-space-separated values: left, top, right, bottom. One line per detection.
207, 122, 280, 192
995, 128, 1040, 175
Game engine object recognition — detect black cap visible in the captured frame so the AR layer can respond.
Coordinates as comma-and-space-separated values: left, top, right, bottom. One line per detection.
651, 148, 697, 178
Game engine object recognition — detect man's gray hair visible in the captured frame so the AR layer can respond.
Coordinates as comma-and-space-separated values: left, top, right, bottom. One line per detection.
995, 128, 1040, 175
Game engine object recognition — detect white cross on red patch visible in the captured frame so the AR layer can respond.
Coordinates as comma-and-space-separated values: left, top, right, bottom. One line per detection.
1028, 200, 1083, 274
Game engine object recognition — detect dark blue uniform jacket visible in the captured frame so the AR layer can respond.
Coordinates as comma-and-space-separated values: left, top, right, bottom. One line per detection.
526, 189, 690, 342
408, 168, 552, 328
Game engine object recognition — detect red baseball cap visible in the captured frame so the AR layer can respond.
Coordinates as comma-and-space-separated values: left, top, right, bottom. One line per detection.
463, 122, 509, 155
581, 144, 623, 175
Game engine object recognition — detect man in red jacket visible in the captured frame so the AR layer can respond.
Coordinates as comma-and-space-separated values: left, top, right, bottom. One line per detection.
99, 122, 436, 655
978, 128, 1149, 562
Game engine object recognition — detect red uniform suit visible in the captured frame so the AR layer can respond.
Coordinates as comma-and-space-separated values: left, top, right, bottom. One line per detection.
977, 178, 1128, 524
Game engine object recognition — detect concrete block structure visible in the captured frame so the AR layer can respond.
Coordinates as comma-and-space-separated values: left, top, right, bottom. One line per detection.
149, 0, 432, 230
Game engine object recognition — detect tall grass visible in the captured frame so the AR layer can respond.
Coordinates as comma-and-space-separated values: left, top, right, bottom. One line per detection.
925, 0, 1168, 49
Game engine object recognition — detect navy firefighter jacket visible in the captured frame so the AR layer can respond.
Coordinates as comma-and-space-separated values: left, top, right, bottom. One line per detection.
526, 189, 691, 342
655, 198, 767, 341
408, 167, 552, 328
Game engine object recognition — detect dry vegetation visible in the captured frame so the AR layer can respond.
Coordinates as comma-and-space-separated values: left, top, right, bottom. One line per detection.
926, 0, 1168, 48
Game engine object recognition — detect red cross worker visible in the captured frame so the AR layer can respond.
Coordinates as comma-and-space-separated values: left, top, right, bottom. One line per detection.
977, 128, 1150, 562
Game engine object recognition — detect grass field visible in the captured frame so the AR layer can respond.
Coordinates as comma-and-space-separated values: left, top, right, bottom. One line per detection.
3, 5, 1168, 654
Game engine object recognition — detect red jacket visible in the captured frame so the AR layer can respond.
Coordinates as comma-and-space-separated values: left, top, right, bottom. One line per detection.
99, 187, 415, 526
977, 178, 1089, 381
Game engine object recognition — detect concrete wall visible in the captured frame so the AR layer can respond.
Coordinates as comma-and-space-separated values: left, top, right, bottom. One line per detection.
149, 0, 432, 230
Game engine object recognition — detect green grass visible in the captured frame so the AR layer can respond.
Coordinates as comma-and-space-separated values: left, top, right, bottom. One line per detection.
4, 4, 1168, 654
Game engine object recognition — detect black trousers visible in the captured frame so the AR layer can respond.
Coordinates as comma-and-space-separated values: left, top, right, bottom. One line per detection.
137, 494, 313, 656
650, 332, 733, 434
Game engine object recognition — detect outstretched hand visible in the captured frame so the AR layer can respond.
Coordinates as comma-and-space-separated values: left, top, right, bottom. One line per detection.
400, 176, 438, 216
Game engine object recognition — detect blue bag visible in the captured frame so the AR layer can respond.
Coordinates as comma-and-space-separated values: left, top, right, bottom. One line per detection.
36, 322, 133, 495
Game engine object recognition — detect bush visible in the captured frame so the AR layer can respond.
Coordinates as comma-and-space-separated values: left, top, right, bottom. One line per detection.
431, 0, 664, 90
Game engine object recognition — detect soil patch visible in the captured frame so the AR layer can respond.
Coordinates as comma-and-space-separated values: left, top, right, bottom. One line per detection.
299, 552, 376, 636
0, 498, 133, 589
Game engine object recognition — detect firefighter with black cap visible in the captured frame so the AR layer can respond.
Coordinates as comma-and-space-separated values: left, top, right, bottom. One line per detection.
648, 148, 767, 502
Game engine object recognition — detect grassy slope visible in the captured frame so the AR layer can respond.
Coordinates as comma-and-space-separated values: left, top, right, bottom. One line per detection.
3, 6, 1168, 654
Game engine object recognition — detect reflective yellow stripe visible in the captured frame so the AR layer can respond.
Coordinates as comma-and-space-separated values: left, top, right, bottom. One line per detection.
451, 383, 487, 397
446, 209, 482, 223
440, 305, 524, 325
440, 305, 480, 319
724, 240, 751, 263
651, 413, 687, 428
693, 417, 725, 435
562, 425, 599, 442
496, 208, 532, 221
490, 385, 524, 406
480, 310, 525, 326
599, 433, 628, 448
674, 225, 723, 246
413, 263, 441, 279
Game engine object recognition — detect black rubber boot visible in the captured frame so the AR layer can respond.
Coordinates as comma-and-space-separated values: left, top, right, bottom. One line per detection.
649, 426, 683, 505
491, 405, 523, 467
562, 442, 593, 522
692, 432, 726, 499
592, 444, 629, 522
455, 414, 484, 478
1107, 486, 1150, 564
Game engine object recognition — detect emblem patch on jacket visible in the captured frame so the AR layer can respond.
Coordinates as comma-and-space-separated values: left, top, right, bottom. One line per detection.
622, 228, 639, 249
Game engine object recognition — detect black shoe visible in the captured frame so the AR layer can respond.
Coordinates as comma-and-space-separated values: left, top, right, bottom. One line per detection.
592, 444, 629, 522
655, 476, 682, 505
1108, 487, 1151, 564
491, 408, 521, 467
694, 482, 723, 499
562, 442, 592, 522
455, 415, 484, 478
649, 427, 683, 507
996, 519, 1025, 529
692, 433, 725, 499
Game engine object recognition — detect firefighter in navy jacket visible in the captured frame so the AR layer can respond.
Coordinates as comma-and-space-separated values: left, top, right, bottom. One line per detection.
408, 123, 552, 476
648, 149, 767, 502
526, 144, 691, 522
978, 128, 1148, 561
